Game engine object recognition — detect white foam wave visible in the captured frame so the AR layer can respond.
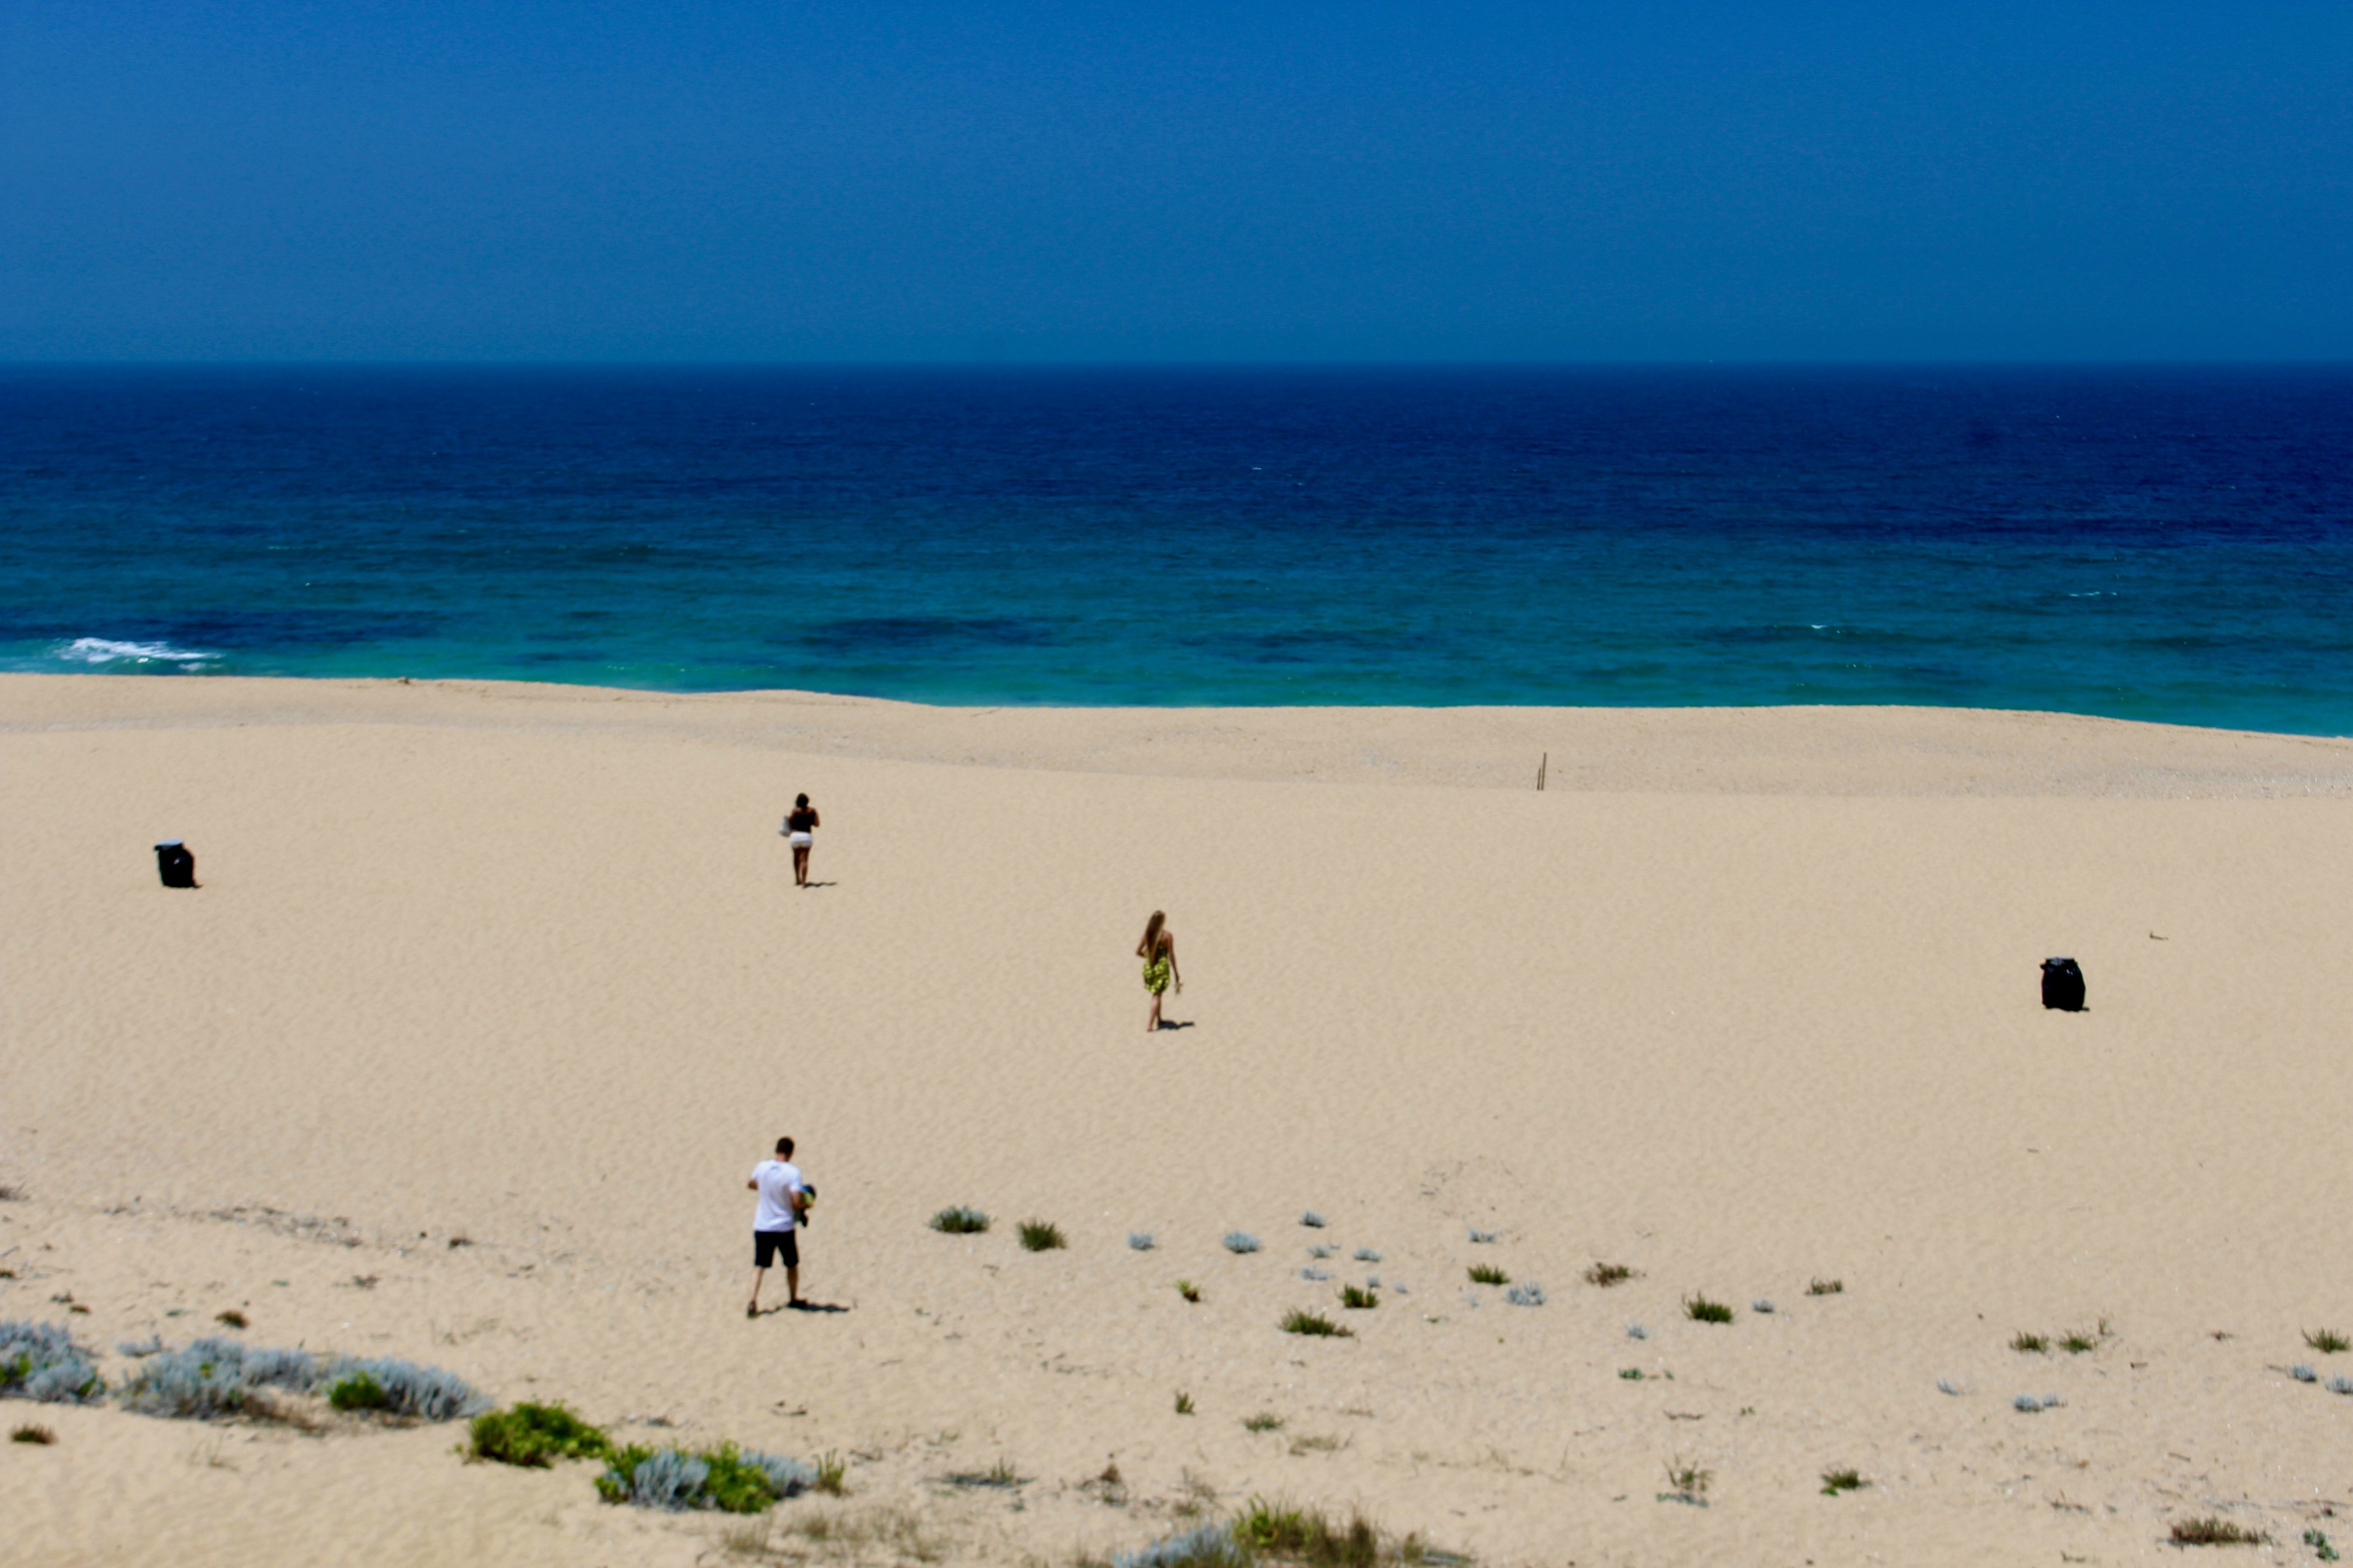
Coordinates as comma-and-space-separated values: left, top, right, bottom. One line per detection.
55, 636, 217, 667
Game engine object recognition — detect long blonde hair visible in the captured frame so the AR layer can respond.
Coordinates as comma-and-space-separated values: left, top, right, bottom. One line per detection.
1138, 910, 1167, 959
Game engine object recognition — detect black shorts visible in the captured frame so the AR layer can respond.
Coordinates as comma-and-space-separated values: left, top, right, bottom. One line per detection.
754, 1230, 799, 1269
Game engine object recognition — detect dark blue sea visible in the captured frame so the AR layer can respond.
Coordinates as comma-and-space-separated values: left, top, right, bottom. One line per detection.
3, 365, 2349, 733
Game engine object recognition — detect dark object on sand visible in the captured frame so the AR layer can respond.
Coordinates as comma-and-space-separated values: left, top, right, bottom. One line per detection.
154, 840, 196, 888
2041, 957, 2085, 1011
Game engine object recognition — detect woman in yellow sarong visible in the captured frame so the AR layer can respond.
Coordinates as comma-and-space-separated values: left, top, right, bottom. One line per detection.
1136, 909, 1182, 1033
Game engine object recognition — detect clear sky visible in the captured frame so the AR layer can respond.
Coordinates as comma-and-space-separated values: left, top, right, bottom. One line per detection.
4, 2, 2348, 362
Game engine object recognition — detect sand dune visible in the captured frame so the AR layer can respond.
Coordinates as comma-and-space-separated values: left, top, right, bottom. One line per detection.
4, 675, 2352, 1566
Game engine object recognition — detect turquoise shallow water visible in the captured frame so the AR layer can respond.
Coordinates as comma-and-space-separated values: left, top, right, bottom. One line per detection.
2, 365, 2348, 732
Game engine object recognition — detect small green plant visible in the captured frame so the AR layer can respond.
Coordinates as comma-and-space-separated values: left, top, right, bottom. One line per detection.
1684, 1294, 1734, 1325
1242, 1411, 1284, 1432
1807, 1277, 1844, 1296
1467, 1264, 1509, 1286
1176, 1280, 1202, 1303
812, 1450, 847, 1496
1618, 1367, 1645, 1380
328, 1370, 389, 1412
2170, 1517, 2267, 1546
1280, 1309, 1351, 1338
2059, 1329, 2099, 1355
214, 1310, 247, 1330
944, 1456, 1024, 1489
1820, 1467, 1866, 1496
1232, 1496, 1384, 1563
1174, 1391, 1194, 1415
11, 1424, 56, 1444
1017, 1219, 1066, 1252
2011, 1331, 2049, 1353
2307, 1329, 2351, 1355
598, 1440, 812, 1512
1339, 1284, 1378, 1310
2305, 1527, 2340, 1561
929, 1206, 989, 1235
469, 1402, 615, 1467
1661, 1459, 1711, 1504
1585, 1262, 1635, 1287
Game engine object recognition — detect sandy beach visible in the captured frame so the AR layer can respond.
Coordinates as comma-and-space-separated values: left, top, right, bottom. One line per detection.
5, 672, 2353, 1567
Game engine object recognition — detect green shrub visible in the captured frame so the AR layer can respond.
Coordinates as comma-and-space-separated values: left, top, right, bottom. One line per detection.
1018, 1220, 1066, 1252
2307, 1329, 2350, 1355
2170, 1517, 2267, 1546
1820, 1467, 1866, 1496
1584, 1262, 1635, 1287
1280, 1310, 1351, 1338
328, 1370, 388, 1411
1684, 1295, 1734, 1324
930, 1206, 989, 1235
1806, 1277, 1844, 1296
1338, 1285, 1378, 1310
2011, 1331, 2048, 1353
469, 1402, 614, 1467
1467, 1264, 1509, 1286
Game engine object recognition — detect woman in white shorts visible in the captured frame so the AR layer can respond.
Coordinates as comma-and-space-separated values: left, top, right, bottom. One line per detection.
783, 793, 820, 886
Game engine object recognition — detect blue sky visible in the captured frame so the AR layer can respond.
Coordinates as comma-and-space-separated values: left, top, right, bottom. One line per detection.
4, 2, 2348, 361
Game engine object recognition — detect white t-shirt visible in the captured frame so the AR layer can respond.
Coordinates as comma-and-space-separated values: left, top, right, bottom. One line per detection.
752, 1159, 803, 1232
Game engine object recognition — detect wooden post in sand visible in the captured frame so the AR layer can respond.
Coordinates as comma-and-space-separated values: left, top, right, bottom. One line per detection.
1537, 752, 1547, 790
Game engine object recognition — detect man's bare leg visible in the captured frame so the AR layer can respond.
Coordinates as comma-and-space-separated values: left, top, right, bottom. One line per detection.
748, 1266, 766, 1317
786, 1263, 801, 1306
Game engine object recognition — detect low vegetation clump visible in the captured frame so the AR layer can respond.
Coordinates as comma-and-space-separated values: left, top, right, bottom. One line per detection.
11, 1423, 56, 1444
1129, 1232, 1156, 1251
1684, 1295, 1734, 1325
1176, 1280, 1203, 1303
2307, 1329, 2351, 1355
1505, 1283, 1546, 1307
1242, 1412, 1284, 1432
1467, 1229, 1498, 1245
1820, 1467, 1867, 1496
2059, 1329, 2099, 1355
113, 1337, 486, 1423
214, 1310, 248, 1330
1807, 1278, 1844, 1296
2169, 1517, 2268, 1546
930, 1206, 989, 1235
1280, 1310, 1352, 1339
1224, 1232, 1262, 1255
0, 1321, 104, 1404
1352, 1248, 1382, 1263
2305, 1529, 2341, 1561
1174, 1391, 1195, 1415
2011, 1331, 2049, 1353
813, 1451, 848, 1495
468, 1402, 614, 1467
1660, 1460, 1711, 1505
1109, 1496, 1448, 1567
1299, 1212, 1327, 1229
1584, 1262, 1635, 1287
1301, 1267, 1332, 1283
2293, 1365, 2319, 1383
1339, 1285, 1378, 1310
944, 1456, 1024, 1489
2013, 1394, 2060, 1413
1467, 1264, 1509, 1286
1619, 1367, 1645, 1380
1018, 1219, 1067, 1252
598, 1441, 814, 1512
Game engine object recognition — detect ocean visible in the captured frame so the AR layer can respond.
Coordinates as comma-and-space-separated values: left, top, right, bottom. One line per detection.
2, 365, 2348, 733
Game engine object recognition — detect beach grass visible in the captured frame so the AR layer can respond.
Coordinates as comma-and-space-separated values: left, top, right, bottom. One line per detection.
1584, 1262, 1635, 1287
2169, 1517, 2267, 1546
1243, 1411, 1284, 1432
1820, 1467, 1866, 1496
1175, 1392, 1194, 1416
11, 1423, 56, 1444
1339, 1285, 1378, 1310
2306, 1329, 2350, 1354
1018, 1219, 1067, 1252
1281, 1310, 1351, 1339
1467, 1264, 1509, 1286
929, 1206, 989, 1235
2011, 1331, 2048, 1353
1807, 1278, 1844, 1296
1176, 1280, 1202, 1303
1684, 1294, 1734, 1325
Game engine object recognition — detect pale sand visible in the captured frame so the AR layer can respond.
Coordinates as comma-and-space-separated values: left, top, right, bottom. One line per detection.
4, 673, 2352, 1567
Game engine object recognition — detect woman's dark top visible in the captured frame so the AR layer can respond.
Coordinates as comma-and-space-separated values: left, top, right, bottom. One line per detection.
786, 808, 817, 833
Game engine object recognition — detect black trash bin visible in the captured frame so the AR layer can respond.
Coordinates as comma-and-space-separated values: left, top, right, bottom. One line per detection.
154, 840, 196, 889
2041, 956, 2085, 1011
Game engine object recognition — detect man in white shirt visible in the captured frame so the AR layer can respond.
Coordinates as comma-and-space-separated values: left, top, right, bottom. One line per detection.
746, 1136, 808, 1317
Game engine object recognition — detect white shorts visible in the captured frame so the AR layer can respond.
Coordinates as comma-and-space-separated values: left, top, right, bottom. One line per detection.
789, 832, 812, 848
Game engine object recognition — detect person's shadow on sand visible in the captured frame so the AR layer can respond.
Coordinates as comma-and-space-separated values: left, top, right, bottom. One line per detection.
1154, 1019, 1197, 1032
750, 1300, 849, 1317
